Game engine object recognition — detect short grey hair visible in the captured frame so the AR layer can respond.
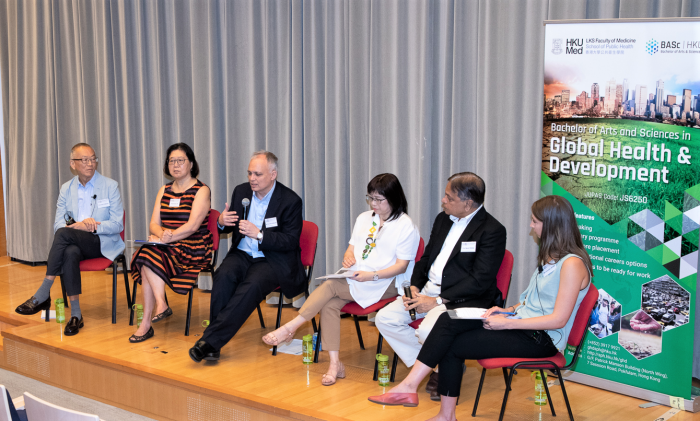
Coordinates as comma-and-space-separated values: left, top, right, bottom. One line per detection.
447, 172, 485, 205
70, 143, 95, 158
251, 150, 278, 172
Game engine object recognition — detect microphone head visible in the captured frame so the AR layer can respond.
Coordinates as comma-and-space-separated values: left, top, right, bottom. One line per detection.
242, 198, 250, 207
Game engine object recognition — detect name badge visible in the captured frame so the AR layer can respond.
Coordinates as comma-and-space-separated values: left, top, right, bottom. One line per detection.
97, 199, 110, 208
461, 241, 476, 252
265, 217, 278, 228
169, 198, 181, 208
541, 264, 556, 277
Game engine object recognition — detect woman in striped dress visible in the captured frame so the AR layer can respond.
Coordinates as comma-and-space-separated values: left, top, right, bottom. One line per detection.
129, 143, 213, 343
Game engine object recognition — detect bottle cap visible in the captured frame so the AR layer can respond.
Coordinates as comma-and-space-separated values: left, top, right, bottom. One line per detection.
202, 320, 210, 327
376, 353, 389, 362
55, 298, 64, 304
302, 334, 313, 341
132, 304, 143, 310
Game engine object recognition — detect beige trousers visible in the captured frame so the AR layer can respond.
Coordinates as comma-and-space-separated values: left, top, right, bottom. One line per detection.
298, 278, 398, 351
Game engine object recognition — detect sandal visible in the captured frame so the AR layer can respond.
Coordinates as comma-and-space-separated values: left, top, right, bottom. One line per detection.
262, 325, 294, 346
129, 326, 154, 343
151, 307, 173, 323
321, 362, 346, 386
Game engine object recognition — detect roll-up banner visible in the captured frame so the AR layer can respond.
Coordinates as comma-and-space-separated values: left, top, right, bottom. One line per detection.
542, 20, 699, 408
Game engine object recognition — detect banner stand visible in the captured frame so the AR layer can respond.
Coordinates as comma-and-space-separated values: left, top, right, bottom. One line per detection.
566, 372, 699, 412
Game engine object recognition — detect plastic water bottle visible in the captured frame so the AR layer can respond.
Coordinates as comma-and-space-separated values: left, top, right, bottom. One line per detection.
533, 371, 547, 406
376, 354, 390, 386
132, 304, 144, 327
55, 298, 65, 323
302, 334, 313, 364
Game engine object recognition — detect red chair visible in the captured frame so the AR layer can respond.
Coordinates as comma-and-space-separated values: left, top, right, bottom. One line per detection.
129, 210, 221, 336
256, 221, 319, 355
58, 213, 129, 324
379, 249, 514, 381
472, 283, 599, 421
314, 238, 425, 365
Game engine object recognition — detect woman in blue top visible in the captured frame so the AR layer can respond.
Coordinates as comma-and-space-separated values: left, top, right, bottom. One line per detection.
369, 195, 592, 419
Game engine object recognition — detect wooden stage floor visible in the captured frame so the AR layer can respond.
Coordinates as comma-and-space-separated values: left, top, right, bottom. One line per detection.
0, 256, 698, 421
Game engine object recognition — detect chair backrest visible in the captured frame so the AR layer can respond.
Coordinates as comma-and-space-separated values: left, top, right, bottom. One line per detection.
24, 392, 100, 421
0, 385, 11, 421
496, 250, 514, 300
207, 209, 221, 251
300, 221, 319, 267
568, 283, 599, 348
415, 238, 425, 262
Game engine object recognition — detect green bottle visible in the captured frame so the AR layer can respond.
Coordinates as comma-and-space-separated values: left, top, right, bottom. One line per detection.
132, 304, 144, 327
376, 354, 390, 386
533, 371, 547, 406
55, 298, 65, 323
302, 334, 313, 364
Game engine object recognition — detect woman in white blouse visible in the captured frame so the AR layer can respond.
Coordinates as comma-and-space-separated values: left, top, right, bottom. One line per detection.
263, 173, 420, 386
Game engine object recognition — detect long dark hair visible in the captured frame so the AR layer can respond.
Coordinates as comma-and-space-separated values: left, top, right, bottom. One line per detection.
367, 173, 408, 222
531, 196, 593, 276
164, 143, 199, 178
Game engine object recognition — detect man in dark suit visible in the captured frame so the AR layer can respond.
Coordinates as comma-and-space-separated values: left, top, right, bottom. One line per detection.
375, 172, 506, 398
189, 151, 305, 362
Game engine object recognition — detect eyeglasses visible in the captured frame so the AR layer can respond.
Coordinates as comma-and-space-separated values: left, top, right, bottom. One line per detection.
168, 158, 188, 166
366, 195, 387, 204
71, 157, 98, 165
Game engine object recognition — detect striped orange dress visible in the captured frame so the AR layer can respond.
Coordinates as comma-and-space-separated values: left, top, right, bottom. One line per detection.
131, 180, 213, 295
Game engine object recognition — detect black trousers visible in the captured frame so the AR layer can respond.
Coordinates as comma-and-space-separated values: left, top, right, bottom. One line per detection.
46, 227, 103, 296
201, 249, 279, 350
417, 312, 559, 397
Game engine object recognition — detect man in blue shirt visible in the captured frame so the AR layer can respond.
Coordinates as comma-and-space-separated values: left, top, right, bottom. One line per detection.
189, 151, 305, 362
15, 143, 124, 337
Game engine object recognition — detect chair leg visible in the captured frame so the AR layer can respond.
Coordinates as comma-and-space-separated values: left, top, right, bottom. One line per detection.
556, 369, 575, 421
185, 288, 194, 336
502, 367, 510, 390
540, 369, 557, 417
390, 352, 399, 383
353, 315, 365, 350
129, 280, 138, 326
112, 262, 118, 324
472, 368, 487, 416
498, 368, 516, 421
121, 256, 131, 308
256, 305, 266, 328
272, 292, 284, 356
311, 316, 318, 333
44, 299, 51, 322
374, 334, 384, 381
313, 321, 321, 363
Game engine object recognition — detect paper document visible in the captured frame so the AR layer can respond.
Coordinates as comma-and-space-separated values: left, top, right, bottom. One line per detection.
316, 267, 357, 280
447, 307, 489, 320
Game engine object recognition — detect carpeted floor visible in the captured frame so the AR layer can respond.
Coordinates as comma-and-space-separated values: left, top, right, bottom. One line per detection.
1, 368, 155, 420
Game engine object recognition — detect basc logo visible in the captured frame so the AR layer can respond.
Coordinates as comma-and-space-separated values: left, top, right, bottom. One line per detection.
646, 39, 658, 55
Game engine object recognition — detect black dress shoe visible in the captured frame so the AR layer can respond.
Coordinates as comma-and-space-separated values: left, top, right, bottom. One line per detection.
425, 371, 439, 393
64, 316, 84, 336
151, 307, 173, 323
15, 296, 51, 315
189, 340, 219, 363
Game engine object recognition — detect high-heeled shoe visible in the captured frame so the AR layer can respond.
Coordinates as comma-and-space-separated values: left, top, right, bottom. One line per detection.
262, 325, 294, 347
321, 362, 346, 386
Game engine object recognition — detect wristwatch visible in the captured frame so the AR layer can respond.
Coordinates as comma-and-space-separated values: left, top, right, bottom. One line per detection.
436, 296, 443, 306
257, 231, 263, 242
373, 271, 379, 281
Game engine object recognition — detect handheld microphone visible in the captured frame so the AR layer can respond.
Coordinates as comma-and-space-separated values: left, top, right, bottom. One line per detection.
402, 281, 416, 320
242, 198, 250, 220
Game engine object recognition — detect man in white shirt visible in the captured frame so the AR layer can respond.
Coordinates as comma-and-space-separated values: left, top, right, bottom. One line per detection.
375, 172, 506, 399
